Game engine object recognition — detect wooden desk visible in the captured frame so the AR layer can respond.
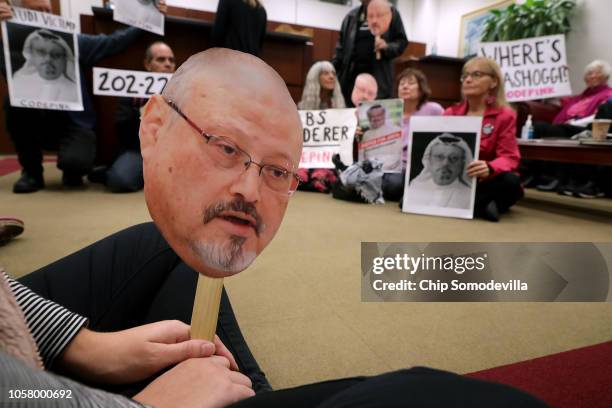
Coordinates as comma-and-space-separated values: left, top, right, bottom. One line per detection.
518, 139, 612, 166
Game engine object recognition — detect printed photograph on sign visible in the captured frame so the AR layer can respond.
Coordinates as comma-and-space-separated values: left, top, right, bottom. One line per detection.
357, 99, 403, 173
114, 0, 164, 35
2, 7, 82, 111
299, 108, 357, 169
403, 116, 481, 219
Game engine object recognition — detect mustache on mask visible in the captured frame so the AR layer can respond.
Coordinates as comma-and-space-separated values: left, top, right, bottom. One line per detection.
203, 198, 264, 236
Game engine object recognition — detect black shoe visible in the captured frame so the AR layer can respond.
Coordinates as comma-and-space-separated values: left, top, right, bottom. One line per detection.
557, 180, 580, 197
522, 174, 537, 188
13, 172, 45, 193
480, 200, 499, 222
62, 172, 84, 188
331, 154, 348, 172
536, 179, 560, 192
574, 181, 605, 198
87, 166, 108, 184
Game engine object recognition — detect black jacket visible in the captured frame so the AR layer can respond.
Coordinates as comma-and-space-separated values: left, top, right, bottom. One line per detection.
332, 5, 408, 103
211, 0, 267, 57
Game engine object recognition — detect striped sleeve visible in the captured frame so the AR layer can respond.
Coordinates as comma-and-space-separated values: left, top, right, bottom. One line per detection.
4, 272, 88, 368
0, 351, 149, 407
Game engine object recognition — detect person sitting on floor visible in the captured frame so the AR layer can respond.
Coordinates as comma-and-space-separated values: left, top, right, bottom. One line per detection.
530, 60, 612, 198
445, 57, 523, 222
297, 61, 346, 193
391, 68, 444, 201
89, 41, 176, 192
350, 73, 379, 157
1, 47, 546, 408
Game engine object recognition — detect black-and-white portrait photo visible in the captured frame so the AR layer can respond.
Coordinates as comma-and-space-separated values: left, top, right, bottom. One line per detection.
12, 27, 78, 101
402, 116, 481, 219
2, 8, 82, 111
114, 0, 165, 35
408, 132, 475, 208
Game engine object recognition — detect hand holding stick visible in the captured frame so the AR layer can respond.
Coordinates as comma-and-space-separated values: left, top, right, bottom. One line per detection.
190, 275, 224, 341
367, 0, 392, 61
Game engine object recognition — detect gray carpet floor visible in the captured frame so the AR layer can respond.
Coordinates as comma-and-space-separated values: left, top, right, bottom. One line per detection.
1, 164, 611, 389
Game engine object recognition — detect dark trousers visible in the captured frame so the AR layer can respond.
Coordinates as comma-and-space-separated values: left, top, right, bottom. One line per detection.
382, 172, 404, 201
533, 122, 585, 139
106, 150, 144, 192
475, 172, 523, 215
19, 223, 546, 407
5, 103, 96, 177
18, 222, 271, 395
229, 366, 546, 408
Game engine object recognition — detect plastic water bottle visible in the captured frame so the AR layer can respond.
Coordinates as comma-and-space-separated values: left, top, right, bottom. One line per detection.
521, 115, 534, 140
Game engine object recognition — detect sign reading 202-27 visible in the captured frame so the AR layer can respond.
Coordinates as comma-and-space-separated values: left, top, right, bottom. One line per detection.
93, 67, 172, 98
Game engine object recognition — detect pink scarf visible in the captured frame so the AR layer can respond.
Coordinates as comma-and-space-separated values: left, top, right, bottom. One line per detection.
553, 85, 612, 124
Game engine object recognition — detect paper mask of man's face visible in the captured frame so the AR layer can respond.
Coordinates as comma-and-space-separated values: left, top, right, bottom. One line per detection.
367, 2, 392, 36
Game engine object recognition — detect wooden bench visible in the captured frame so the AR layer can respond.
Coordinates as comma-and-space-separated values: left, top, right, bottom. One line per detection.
517, 139, 612, 216
518, 139, 612, 166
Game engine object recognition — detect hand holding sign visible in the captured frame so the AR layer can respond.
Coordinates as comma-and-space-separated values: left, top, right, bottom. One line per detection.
0, 2, 13, 20
367, 0, 393, 60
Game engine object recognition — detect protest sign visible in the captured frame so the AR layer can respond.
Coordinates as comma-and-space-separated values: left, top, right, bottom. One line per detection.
114, 0, 164, 36
357, 99, 403, 173
479, 34, 572, 102
93, 67, 171, 98
403, 116, 481, 220
2, 7, 83, 111
299, 108, 357, 169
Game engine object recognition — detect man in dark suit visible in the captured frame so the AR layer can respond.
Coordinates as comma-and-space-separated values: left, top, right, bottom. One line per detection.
332, 0, 408, 105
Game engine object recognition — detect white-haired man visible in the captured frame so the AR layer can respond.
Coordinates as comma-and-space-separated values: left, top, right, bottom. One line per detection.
333, 0, 407, 105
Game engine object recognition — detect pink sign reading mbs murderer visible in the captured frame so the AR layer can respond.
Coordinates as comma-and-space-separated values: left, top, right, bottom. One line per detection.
479, 34, 572, 102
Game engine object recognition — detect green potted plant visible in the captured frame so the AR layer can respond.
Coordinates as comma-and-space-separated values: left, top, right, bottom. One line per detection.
482, 0, 576, 41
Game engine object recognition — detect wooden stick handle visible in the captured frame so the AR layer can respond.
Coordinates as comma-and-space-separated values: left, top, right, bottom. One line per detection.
190, 274, 224, 341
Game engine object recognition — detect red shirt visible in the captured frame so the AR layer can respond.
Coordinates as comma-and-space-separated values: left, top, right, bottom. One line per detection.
445, 101, 520, 178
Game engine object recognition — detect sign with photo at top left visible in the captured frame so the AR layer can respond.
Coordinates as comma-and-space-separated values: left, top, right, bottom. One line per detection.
2, 7, 83, 111
357, 98, 404, 173
402, 116, 482, 220
114, 0, 164, 36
